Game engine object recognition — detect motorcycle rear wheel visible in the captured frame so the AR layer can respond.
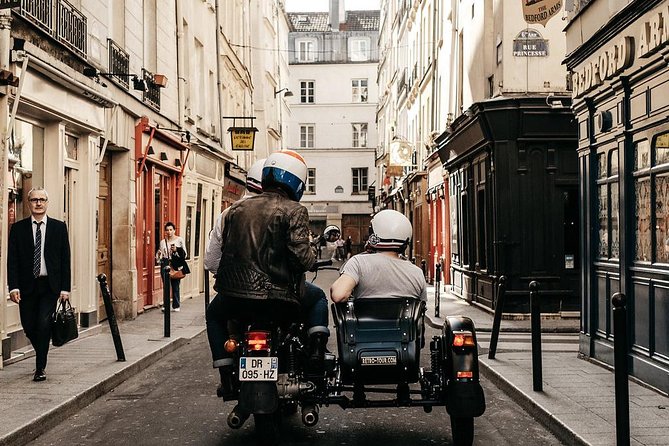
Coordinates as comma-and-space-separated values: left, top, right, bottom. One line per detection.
450, 416, 474, 446
254, 412, 281, 446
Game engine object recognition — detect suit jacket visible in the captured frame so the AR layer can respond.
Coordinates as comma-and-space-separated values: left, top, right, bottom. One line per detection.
7, 216, 71, 296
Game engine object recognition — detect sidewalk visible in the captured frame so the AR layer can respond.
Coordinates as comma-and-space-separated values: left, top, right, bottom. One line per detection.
424, 285, 669, 446
0, 295, 208, 446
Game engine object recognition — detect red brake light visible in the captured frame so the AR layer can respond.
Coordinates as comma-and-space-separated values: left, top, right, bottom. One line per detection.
457, 371, 474, 378
246, 331, 270, 351
452, 331, 476, 348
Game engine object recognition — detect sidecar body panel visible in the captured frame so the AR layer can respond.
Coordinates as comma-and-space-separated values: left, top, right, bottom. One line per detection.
332, 297, 425, 385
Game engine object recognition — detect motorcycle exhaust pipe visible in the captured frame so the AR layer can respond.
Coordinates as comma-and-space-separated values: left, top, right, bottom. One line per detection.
227, 405, 249, 429
301, 404, 319, 427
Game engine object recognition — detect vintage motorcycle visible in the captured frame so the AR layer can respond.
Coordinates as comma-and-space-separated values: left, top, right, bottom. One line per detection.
222, 260, 486, 446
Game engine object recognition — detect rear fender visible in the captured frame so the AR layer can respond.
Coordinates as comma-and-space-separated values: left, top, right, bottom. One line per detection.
238, 382, 279, 415
442, 316, 485, 417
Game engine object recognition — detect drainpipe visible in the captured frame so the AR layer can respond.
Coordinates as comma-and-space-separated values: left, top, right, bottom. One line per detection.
0, 9, 11, 367
215, 0, 226, 155
175, 1, 185, 128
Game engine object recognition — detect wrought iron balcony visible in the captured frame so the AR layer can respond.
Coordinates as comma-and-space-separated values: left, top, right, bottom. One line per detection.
17, 0, 87, 59
142, 69, 161, 110
108, 39, 129, 89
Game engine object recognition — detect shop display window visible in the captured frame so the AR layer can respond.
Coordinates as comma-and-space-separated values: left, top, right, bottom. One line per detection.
596, 149, 619, 260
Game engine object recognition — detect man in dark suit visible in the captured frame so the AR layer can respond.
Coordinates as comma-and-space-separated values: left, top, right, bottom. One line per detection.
7, 188, 71, 381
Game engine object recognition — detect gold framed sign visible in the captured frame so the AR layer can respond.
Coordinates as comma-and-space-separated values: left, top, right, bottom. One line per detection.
522, 0, 562, 27
228, 126, 258, 151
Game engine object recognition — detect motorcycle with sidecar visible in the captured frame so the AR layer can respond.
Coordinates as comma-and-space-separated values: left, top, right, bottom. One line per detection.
222, 260, 486, 446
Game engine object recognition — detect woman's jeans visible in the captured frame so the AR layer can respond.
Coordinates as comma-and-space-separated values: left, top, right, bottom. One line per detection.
170, 277, 181, 308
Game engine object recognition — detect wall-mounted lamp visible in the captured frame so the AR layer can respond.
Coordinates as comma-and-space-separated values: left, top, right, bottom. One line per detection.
274, 87, 293, 97
83, 67, 168, 91
546, 94, 567, 109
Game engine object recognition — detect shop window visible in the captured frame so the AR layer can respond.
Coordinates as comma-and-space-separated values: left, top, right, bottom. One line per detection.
597, 149, 620, 259
633, 140, 651, 262
185, 205, 193, 255
476, 188, 486, 269
460, 193, 469, 266
652, 132, 669, 263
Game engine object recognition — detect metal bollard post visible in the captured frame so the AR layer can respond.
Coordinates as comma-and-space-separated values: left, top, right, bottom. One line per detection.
204, 269, 210, 310
434, 263, 441, 318
612, 293, 630, 446
161, 258, 171, 338
529, 281, 543, 392
421, 259, 427, 281
488, 275, 507, 360
411, 257, 416, 265
96, 274, 126, 361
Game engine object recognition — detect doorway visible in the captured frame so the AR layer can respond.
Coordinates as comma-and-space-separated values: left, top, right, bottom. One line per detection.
97, 154, 112, 320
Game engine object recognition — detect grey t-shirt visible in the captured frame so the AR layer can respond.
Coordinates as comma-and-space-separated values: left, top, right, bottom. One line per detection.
340, 252, 427, 301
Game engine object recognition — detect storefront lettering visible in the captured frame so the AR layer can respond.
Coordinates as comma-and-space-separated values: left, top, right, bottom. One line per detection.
638, 6, 669, 58
573, 37, 634, 97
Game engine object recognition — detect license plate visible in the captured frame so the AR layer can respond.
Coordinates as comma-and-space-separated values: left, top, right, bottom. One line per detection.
239, 357, 278, 381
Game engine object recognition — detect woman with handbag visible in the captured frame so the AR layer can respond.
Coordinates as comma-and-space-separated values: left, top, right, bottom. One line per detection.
156, 221, 190, 311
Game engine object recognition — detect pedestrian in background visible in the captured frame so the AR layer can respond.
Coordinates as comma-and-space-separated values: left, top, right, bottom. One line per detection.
345, 235, 352, 259
156, 222, 189, 312
7, 188, 71, 382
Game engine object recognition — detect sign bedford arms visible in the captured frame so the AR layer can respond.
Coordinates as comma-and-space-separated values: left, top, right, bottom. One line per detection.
522, 0, 563, 27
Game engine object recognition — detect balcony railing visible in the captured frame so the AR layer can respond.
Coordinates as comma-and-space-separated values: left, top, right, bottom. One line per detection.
142, 69, 161, 111
18, 0, 87, 59
108, 39, 129, 89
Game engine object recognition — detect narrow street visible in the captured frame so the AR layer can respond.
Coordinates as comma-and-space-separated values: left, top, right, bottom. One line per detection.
26, 268, 563, 446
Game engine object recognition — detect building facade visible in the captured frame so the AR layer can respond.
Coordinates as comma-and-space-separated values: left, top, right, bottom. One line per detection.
286, 1, 378, 252
0, 0, 288, 365
564, 0, 669, 393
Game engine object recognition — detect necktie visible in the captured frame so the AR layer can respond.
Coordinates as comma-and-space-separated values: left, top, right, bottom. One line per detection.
34, 221, 42, 278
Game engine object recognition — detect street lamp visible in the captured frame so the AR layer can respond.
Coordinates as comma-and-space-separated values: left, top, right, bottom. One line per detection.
274, 87, 293, 97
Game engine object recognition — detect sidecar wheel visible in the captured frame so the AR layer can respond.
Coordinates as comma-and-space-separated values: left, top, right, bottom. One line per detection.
450, 416, 474, 446
254, 412, 281, 446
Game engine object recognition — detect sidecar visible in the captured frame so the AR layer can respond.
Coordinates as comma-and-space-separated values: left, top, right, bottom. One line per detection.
330, 297, 485, 445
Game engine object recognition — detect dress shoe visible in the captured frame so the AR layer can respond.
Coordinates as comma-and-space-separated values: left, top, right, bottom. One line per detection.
33, 370, 46, 382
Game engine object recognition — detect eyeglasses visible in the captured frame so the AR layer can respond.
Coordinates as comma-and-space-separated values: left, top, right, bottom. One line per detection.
28, 198, 48, 203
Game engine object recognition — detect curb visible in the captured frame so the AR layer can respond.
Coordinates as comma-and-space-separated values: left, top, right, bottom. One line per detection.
478, 361, 590, 446
0, 332, 202, 446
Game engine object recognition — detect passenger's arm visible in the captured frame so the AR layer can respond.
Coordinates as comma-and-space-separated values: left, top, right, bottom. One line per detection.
330, 273, 357, 303
288, 206, 316, 272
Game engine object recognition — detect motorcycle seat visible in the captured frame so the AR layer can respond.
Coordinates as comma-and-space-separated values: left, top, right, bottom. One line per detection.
332, 297, 426, 385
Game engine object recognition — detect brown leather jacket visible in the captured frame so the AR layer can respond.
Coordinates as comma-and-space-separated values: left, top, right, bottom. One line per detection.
214, 189, 315, 305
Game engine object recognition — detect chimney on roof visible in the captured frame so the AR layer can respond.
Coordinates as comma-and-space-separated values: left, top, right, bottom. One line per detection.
329, 0, 345, 31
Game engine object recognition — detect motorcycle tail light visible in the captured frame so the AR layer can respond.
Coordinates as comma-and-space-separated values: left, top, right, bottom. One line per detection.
452, 331, 476, 348
457, 371, 474, 378
224, 339, 239, 353
246, 331, 271, 351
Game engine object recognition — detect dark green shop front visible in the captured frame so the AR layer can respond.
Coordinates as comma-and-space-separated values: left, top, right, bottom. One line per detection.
436, 96, 579, 315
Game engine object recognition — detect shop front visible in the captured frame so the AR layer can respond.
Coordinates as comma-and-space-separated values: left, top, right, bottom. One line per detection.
437, 96, 579, 313
426, 153, 449, 285
565, 0, 669, 393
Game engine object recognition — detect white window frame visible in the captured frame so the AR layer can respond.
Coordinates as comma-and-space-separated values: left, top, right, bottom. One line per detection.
306, 168, 316, 194
296, 38, 317, 62
352, 79, 368, 103
352, 167, 368, 194
352, 123, 368, 148
349, 37, 370, 61
300, 80, 315, 103
300, 124, 315, 148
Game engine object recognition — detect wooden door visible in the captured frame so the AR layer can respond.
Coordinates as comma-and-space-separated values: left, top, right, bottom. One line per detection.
97, 154, 112, 320
341, 214, 371, 255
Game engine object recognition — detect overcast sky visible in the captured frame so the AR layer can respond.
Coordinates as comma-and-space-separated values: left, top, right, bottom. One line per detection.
285, 0, 381, 12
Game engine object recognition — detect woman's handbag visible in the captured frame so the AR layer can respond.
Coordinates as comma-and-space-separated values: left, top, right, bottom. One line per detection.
52, 299, 78, 347
169, 268, 186, 280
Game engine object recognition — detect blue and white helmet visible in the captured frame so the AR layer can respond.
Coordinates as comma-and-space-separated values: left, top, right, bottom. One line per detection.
368, 210, 412, 251
261, 150, 308, 201
246, 158, 266, 194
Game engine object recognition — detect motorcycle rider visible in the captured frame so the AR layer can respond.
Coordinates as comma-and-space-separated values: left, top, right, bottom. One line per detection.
211, 150, 329, 400
330, 209, 427, 303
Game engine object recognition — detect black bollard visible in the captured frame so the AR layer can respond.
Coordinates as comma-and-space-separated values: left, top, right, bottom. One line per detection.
96, 274, 126, 361
488, 275, 507, 360
204, 269, 210, 310
434, 263, 441, 318
411, 257, 416, 265
612, 293, 630, 446
421, 259, 427, 281
161, 258, 171, 338
529, 281, 542, 392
